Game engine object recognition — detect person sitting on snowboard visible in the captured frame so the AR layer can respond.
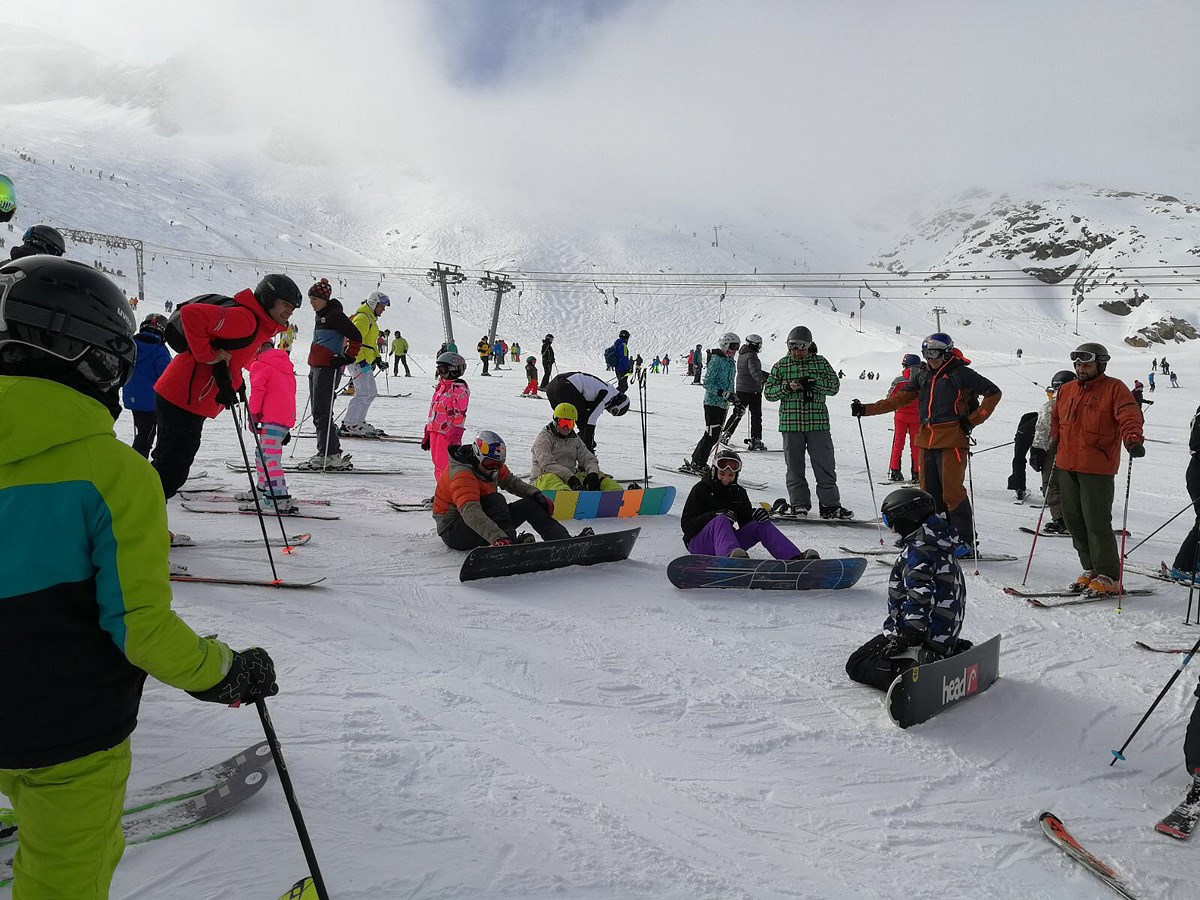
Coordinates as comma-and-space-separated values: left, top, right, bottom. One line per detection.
530, 403, 624, 492
680, 448, 819, 560
845, 486, 971, 691
433, 429, 589, 549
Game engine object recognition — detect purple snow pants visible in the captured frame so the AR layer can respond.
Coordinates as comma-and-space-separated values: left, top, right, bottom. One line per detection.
686, 516, 802, 559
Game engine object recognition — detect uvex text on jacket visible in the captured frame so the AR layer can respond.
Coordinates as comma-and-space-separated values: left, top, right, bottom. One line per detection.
154, 290, 284, 419
0, 377, 231, 768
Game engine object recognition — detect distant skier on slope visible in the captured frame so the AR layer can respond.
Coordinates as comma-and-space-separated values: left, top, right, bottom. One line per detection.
845, 487, 971, 691
609, 329, 632, 393
544, 370, 630, 451
681, 449, 818, 561
432, 430, 588, 549
0, 256, 277, 899
341, 291, 389, 436
530, 403, 623, 492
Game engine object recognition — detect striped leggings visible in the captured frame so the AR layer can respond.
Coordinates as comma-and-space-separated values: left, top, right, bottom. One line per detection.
253, 422, 290, 496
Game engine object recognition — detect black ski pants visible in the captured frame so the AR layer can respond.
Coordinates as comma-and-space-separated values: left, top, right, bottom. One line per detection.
151, 395, 207, 500
309, 366, 343, 457
846, 634, 973, 691
616, 371, 629, 394
131, 410, 158, 458
735, 390, 763, 442
1186, 684, 1200, 774
540, 354, 553, 389
691, 403, 728, 468
1007, 412, 1037, 493
438, 493, 569, 550
392, 354, 410, 377
1172, 456, 1200, 572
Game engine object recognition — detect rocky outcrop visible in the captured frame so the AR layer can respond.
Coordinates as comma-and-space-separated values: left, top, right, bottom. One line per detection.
1125, 317, 1199, 346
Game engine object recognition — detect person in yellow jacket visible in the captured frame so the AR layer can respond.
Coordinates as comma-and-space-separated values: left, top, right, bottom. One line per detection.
391, 331, 411, 377
0, 256, 278, 899
344, 291, 390, 436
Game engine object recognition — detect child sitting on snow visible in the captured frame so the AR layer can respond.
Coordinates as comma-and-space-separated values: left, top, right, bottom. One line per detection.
845, 487, 972, 691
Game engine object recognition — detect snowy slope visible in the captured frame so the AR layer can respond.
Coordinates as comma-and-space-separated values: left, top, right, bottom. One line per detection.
4, 62, 1200, 900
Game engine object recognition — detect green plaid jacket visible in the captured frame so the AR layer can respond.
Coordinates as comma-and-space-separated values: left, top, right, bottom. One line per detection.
763, 354, 841, 432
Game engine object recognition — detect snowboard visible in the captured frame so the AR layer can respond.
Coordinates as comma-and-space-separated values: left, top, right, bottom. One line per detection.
460, 528, 639, 582
171, 574, 327, 588
226, 461, 403, 475
541, 485, 676, 520
885, 634, 1000, 728
171, 533, 312, 549
666, 555, 867, 590
0, 768, 271, 886
654, 464, 768, 490
0, 741, 272, 846
279, 877, 320, 899
181, 502, 340, 521
760, 503, 880, 526
1039, 811, 1140, 899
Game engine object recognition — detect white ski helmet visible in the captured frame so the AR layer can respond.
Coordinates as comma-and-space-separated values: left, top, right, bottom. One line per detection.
743, 334, 763, 351
717, 332, 741, 353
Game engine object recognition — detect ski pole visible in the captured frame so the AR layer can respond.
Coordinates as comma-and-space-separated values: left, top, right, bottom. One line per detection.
1117, 457, 1133, 614
856, 418, 883, 545
1186, 507, 1200, 626
639, 369, 649, 487
256, 700, 330, 900
965, 444, 980, 576
970, 439, 1016, 456
1020, 458, 1056, 586
321, 367, 340, 472
1110, 630, 1200, 765
227, 400, 281, 582
289, 393, 311, 460
1124, 497, 1196, 559
241, 400, 300, 554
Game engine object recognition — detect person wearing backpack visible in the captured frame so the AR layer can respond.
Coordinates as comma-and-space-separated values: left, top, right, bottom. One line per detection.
152, 275, 299, 499
121, 314, 172, 458
610, 330, 632, 392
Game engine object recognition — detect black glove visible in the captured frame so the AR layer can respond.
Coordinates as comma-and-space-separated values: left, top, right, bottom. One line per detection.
882, 629, 922, 658
374, 358, 388, 372
188, 647, 278, 705
213, 362, 238, 408
1029, 447, 1046, 472
718, 509, 737, 523
959, 416, 974, 435
583, 472, 602, 491
281, 431, 292, 446
567, 475, 583, 490
850, 399, 865, 418
751, 507, 771, 522
1127, 442, 1146, 458
329, 354, 354, 368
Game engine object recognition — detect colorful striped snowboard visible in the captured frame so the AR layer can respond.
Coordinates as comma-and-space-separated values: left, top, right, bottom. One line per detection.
541, 486, 676, 521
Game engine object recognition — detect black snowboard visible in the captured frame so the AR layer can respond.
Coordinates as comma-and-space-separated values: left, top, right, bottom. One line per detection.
460, 528, 639, 581
886, 634, 1001, 728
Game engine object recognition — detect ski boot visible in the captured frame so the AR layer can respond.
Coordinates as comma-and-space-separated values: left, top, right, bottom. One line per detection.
888, 469, 904, 482
1014, 488, 1028, 502
819, 505, 855, 520
578, 527, 596, 538
1069, 571, 1096, 593
626, 482, 642, 490
1086, 574, 1122, 595
728, 548, 750, 559
298, 452, 353, 471
789, 549, 821, 561
679, 459, 707, 476
1169, 566, 1200, 585
908, 470, 920, 484
1041, 519, 1068, 535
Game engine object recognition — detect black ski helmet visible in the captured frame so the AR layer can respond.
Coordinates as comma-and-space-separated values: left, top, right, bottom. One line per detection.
902, 353, 921, 368
711, 447, 742, 481
619, 329, 630, 341
14, 224, 66, 258
544, 334, 554, 342
0, 256, 137, 395
1070, 341, 1109, 376
1050, 369, 1076, 390
253, 274, 302, 312
881, 486, 936, 537
140, 313, 168, 334
786, 325, 813, 349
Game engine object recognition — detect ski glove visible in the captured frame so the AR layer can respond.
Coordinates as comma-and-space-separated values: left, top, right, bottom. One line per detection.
567, 475, 584, 491
718, 509, 738, 523
958, 416, 974, 435
189, 647, 278, 705
374, 358, 388, 372
751, 507, 771, 522
535, 492, 554, 515
213, 363, 242, 409
328, 355, 354, 368
420, 435, 430, 451
1029, 447, 1046, 472
1127, 442, 1146, 458
281, 431, 292, 446
850, 399, 865, 418
583, 472, 602, 491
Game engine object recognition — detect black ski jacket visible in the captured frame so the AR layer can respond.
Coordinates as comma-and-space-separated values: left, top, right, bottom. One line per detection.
680, 473, 755, 545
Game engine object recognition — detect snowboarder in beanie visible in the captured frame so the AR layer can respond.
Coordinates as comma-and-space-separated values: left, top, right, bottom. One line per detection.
152, 274, 298, 498
846, 487, 970, 691
0, 256, 277, 898
681, 449, 818, 560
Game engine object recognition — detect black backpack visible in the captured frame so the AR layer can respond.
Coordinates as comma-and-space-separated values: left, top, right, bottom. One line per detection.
163, 294, 256, 354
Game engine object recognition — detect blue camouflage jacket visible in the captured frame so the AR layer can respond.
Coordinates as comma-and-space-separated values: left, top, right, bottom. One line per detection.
885, 514, 966, 653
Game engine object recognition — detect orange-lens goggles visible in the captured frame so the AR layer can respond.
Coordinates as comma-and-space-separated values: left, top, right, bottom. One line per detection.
557, 418, 575, 429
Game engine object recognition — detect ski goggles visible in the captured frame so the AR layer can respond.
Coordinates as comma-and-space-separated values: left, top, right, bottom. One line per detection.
922, 347, 950, 360
1069, 350, 1105, 363
556, 417, 576, 430
478, 455, 504, 473
786, 339, 812, 351
714, 456, 742, 473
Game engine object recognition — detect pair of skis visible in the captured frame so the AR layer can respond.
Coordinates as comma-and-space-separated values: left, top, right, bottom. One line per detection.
1003, 585, 1155, 608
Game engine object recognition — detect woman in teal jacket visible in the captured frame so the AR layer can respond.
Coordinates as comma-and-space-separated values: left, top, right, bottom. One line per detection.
683, 333, 741, 473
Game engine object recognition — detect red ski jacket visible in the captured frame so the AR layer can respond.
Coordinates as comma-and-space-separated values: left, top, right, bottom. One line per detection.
154, 290, 284, 418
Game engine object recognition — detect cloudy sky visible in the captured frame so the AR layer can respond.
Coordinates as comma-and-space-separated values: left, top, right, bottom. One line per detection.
4, 0, 1199, 227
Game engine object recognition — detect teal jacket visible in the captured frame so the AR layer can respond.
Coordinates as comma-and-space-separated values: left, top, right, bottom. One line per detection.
702, 353, 736, 408
0, 376, 232, 768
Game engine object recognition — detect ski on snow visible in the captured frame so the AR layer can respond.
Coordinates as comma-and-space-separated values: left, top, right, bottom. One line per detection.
171, 573, 326, 588
1039, 811, 1140, 899
171, 533, 312, 550
1134, 641, 1193, 654
1123, 562, 1200, 588
226, 461, 404, 476
845, 545, 1018, 562
759, 503, 880, 526
180, 490, 333, 506
653, 464, 768, 490
181, 502, 340, 520
1155, 783, 1200, 840
1, 768, 272, 887
1018, 526, 1130, 537
1004, 586, 1154, 607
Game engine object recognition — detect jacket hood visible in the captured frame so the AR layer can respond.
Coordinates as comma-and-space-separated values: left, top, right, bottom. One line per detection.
135, 330, 165, 345
254, 347, 294, 375
0, 376, 115, 466
896, 512, 964, 552
948, 348, 972, 366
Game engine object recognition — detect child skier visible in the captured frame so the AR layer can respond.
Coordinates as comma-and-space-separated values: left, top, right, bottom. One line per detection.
530, 403, 623, 492
0, 256, 277, 898
845, 486, 970, 690
680, 449, 818, 560
121, 313, 171, 458
886, 353, 922, 482
422, 351, 470, 481
245, 339, 298, 508
522, 355, 540, 397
